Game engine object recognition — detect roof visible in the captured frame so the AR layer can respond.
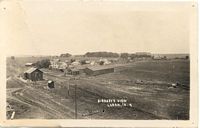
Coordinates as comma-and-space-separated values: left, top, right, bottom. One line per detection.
71, 68, 79, 72
24, 67, 42, 74
87, 66, 114, 71
72, 61, 80, 65
75, 65, 87, 70
48, 80, 54, 83
25, 63, 33, 65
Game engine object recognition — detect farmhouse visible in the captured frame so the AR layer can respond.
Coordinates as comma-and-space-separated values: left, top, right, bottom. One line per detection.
49, 61, 68, 71
85, 66, 114, 76
24, 68, 43, 81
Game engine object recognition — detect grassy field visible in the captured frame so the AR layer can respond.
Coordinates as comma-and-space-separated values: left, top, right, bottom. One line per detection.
87, 60, 189, 119
6, 57, 189, 120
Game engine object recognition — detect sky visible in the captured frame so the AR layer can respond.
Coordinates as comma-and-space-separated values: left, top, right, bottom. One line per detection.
0, 0, 194, 56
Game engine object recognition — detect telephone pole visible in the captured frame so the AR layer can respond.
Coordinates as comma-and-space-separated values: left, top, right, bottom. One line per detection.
68, 78, 70, 96
75, 84, 77, 119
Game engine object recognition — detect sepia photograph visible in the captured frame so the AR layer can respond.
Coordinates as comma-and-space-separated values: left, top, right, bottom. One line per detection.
0, 0, 198, 127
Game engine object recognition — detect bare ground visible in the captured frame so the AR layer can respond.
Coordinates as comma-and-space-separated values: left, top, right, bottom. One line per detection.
6, 59, 189, 120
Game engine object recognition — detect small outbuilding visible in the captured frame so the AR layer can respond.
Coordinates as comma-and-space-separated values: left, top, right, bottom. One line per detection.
71, 69, 80, 75
48, 80, 54, 88
24, 68, 43, 81
67, 68, 80, 75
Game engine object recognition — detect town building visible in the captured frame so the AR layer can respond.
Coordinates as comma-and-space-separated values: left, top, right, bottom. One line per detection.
84, 66, 114, 76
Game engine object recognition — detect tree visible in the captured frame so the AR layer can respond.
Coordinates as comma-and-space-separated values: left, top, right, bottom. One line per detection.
120, 53, 129, 59
85, 52, 119, 58
130, 54, 136, 59
60, 53, 72, 57
80, 60, 87, 65
70, 58, 76, 63
185, 56, 189, 59
99, 61, 104, 65
35, 59, 51, 68
11, 56, 15, 60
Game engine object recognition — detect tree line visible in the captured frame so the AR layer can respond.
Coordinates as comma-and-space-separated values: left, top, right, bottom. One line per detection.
85, 52, 120, 58
59, 52, 152, 58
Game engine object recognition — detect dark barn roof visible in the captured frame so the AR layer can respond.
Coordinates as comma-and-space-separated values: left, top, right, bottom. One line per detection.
24, 68, 43, 74
24, 67, 43, 81
86, 66, 114, 71
85, 66, 114, 76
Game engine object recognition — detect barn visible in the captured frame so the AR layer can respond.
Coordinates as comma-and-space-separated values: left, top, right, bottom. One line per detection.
24, 68, 43, 81
85, 66, 114, 76
76, 66, 87, 74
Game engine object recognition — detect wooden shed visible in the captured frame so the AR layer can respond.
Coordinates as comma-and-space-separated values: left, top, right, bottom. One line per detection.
24, 68, 43, 81
67, 68, 80, 75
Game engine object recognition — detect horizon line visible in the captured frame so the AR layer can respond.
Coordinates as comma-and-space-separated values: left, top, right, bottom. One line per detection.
7, 52, 190, 57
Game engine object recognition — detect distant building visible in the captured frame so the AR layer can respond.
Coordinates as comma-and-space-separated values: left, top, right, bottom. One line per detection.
50, 59, 60, 69
90, 61, 96, 66
85, 66, 114, 76
58, 62, 68, 71
153, 55, 166, 60
24, 68, 43, 81
71, 61, 80, 66
85, 60, 91, 64
99, 58, 111, 65
49, 60, 68, 71
66, 65, 87, 75
68, 68, 80, 75
74, 66, 85, 73
25, 63, 34, 67
65, 60, 70, 64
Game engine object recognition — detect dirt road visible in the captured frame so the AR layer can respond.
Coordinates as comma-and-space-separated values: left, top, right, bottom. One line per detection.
7, 75, 160, 119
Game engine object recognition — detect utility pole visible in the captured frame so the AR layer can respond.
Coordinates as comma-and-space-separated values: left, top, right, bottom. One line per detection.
75, 84, 77, 119
68, 78, 70, 96
74, 76, 80, 119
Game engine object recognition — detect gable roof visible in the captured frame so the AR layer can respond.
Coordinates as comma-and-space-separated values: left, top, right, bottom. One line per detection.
71, 68, 79, 72
75, 65, 87, 70
24, 67, 43, 74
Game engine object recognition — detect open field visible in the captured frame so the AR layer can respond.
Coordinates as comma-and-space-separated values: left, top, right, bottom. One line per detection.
6, 57, 189, 119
